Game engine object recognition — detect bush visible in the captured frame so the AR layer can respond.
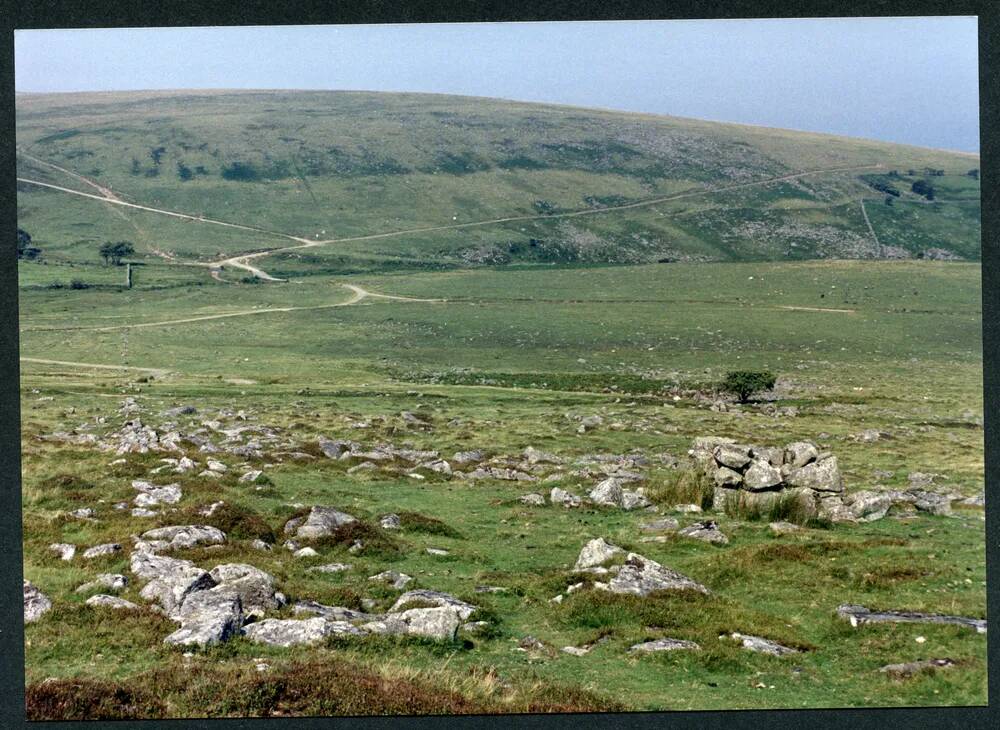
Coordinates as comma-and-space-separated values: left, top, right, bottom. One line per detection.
719, 370, 776, 403
70, 279, 89, 290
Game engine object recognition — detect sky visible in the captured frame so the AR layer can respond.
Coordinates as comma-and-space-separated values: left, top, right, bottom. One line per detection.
14, 17, 981, 152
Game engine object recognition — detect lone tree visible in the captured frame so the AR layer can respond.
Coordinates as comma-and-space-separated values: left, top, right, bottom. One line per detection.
720, 370, 777, 403
99, 240, 135, 266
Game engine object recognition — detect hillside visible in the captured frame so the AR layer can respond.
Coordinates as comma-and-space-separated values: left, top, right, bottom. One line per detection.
15, 90, 981, 275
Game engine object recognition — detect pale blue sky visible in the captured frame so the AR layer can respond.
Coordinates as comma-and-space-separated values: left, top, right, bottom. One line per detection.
15, 17, 980, 152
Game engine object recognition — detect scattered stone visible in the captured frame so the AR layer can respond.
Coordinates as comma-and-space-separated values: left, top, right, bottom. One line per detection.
519, 493, 546, 506
880, 658, 956, 679
139, 525, 226, 552
837, 604, 986, 634
82, 543, 122, 559
673, 503, 703, 514
561, 645, 590, 656
578, 415, 603, 432
133, 482, 182, 507
630, 638, 701, 652
49, 543, 76, 561
364, 607, 463, 641
76, 573, 129, 593
854, 429, 893, 443
603, 553, 709, 596
518, 636, 549, 652
960, 493, 985, 507
523, 446, 562, 465
640, 518, 680, 533
308, 563, 352, 574
369, 570, 412, 589
589, 478, 624, 507
198, 501, 226, 517
730, 632, 800, 656
69, 508, 95, 519
294, 547, 319, 558
678, 521, 729, 545
452, 450, 485, 465
621, 490, 652, 510
390, 590, 477, 621
574, 538, 624, 571
86, 595, 140, 610
209, 564, 285, 618
317, 437, 351, 459
206, 460, 228, 473
244, 617, 364, 646
24, 580, 51, 623
769, 521, 801, 535
474, 585, 508, 594
843, 490, 893, 522
238, 470, 265, 484
379, 513, 401, 530
426, 548, 450, 556
132, 507, 158, 518
550, 487, 582, 508
131, 552, 216, 617
250, 539, 272, 552
292, 601, 374, 622
286, 506, 357, 539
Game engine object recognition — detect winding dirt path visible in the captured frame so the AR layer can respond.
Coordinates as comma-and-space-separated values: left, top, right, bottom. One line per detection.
859, 198, 881, 252
18, 150, 123, 202
20, 284, 445, 333
19, 357, 171, 377
19, 162, 882, 282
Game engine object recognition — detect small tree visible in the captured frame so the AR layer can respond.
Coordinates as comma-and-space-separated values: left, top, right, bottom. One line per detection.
720, 370, 777, 403
99, 240, 135, 266
17, 227, 41, 259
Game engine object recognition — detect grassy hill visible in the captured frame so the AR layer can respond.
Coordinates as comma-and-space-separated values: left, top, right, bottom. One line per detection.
16, 90, 980, 272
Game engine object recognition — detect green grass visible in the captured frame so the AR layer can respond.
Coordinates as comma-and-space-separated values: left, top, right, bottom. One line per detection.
16, 90, 985, 718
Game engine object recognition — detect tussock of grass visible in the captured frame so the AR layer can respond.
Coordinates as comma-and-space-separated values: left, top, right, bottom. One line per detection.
397, 511, 463, 538
721, 489, 816, 525
308, 520, 405, 559
645, 469, 715, 510
176, 502, 277, 543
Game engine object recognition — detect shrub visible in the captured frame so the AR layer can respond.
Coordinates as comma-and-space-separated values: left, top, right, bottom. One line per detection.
69, 279, 89, 290
397, 511, 463, 538
719, 370, 776, 403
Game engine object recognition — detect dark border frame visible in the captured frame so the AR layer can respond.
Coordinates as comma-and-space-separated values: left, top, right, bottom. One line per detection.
1, 1, 995, 728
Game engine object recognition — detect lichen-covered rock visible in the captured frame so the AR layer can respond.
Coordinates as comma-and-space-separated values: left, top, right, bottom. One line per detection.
379, 513, 401, 530
283, 506, 357, 539
76, 573, 129, 593
713, 466, 742, 488
364, 607, 464, 640
131, 552, 216, 617
292, 600, 375, 622
574, 538, 624, 571
743, 459, 783, 491
844, 490, 893, 522
519, 493, 546, 506
604, 553, 709, 596
550, 487, 582, 507
139, 525, 226, 552
786, 455, 843, 492
640, 518, 679, 533
243, 617, 364, 646
208, 563, 284, 618
82, 543, 123, 559
24, 580, 51, 623
389, 590, 476, 621
621, 490, 651, 511
588, 479, 624, 507
164, 590, 243, 647
369, 570, 412, 590
678, 521, 729, 545
85, 594, 141, 610
630, 638, 700, 652
49, 543, 76, 561
712, 443, 751, 470
730, 632, 800, 656
784, 441, 819, 469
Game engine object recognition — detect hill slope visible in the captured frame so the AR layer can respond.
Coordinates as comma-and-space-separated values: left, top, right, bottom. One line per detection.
15, 90, 981, 271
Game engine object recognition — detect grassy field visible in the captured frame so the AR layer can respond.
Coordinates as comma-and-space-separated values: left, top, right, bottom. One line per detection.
16, 91, 985, 719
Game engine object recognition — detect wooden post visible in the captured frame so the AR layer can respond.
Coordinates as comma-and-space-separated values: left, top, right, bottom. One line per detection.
126, 262, 133, 289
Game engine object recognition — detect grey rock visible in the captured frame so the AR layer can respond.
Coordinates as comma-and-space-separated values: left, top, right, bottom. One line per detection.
294, 547, 319, 558
589, 478, 624, 507
621, 490, 652, 511
164, 590, 243, 647
250, 539, 272, 552
289, 506, 357, 539
714, 466, 743, 488
363, 607, 463, 640
574, 538, 624, 571
307, 562, 352, 574
24, 580, 52, 623
76, 573, 129, 593
519, 493, 546, 506
769, 521, 801, 535
880, 658, 955, 679
70, 508, 95, 519
243, 617, 364, 646
630, 638, 701, 652
208, 563, 284, 618
292, 600, 375, 622
86, 594, 140, 610
640, 518, 680, 532
133, 483, 182, 507
550, 487, 582, 507
82, 543, 123, 559
786, 455, 843, 492
784, 441, 819, 469
523, 446, 562, 465
713, 443, 751, 470
389, 590, 476, 621
743, 459, 783, 491
380, 513, 401, 530
139, 525, 226, 551
750, 445, 785, 467
452, 450, 485, 465
604, 553, 709, 596
678, 521, 729, 545
131, 552, 216, 617
730, 632, 800, 656
845, 490, 893, 522
911, 491, 953, 516
369, 570, 412, 590
49, 543, 76, 561
317, 437, 351, 459
837, 604, 986, 634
